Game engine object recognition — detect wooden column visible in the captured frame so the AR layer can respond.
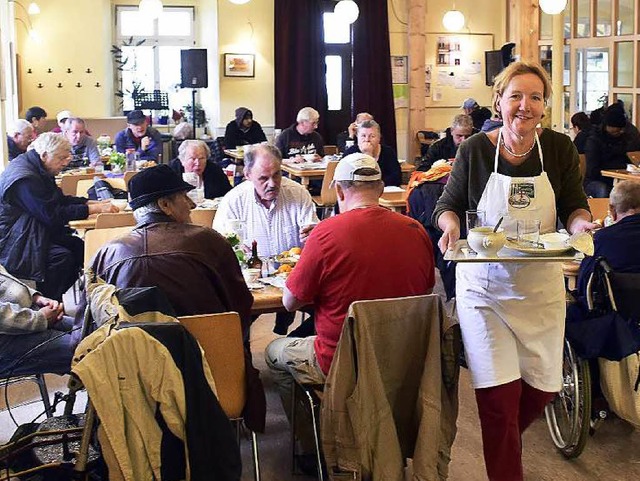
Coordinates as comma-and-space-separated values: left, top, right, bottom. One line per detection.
407, 0, 426, 162
508, 0, 539, 62
551, 9, 564, 132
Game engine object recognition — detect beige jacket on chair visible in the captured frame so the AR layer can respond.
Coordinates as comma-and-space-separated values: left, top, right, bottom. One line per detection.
320, 294, 461, 481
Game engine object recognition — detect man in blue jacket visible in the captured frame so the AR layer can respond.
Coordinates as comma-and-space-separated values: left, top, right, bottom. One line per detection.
115, 110, 163, 161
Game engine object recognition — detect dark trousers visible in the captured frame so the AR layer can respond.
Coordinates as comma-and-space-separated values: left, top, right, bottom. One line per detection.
37, 236, 84, 301
475, 379, 556, 481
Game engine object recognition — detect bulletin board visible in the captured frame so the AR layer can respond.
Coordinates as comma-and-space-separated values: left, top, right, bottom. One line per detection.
425, 33, 494, 108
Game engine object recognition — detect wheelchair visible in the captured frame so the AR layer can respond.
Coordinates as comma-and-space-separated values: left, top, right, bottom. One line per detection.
545, 257, 640, 458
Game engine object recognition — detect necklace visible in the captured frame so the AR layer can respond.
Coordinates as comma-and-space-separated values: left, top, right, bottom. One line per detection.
501, 137, 535, 158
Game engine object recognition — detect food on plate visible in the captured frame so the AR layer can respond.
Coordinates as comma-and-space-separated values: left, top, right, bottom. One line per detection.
277, 264, 292, 274
288, 247, 302, 256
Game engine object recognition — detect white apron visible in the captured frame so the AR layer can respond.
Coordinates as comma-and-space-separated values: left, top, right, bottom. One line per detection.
456, 129, 565, 391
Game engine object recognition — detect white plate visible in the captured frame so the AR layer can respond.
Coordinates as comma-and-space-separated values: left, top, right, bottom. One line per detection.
246, 282, 265, 290
504, 240, 573, 256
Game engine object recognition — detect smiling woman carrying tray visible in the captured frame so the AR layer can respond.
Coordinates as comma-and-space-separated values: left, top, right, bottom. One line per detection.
433, 61, 597, 481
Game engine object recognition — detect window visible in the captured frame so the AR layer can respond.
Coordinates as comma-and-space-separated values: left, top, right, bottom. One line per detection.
114, 6, 195, 113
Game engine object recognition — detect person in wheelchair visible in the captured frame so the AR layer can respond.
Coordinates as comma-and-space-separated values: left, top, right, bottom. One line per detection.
575, 180, 640, 304
0, 263, 75, 377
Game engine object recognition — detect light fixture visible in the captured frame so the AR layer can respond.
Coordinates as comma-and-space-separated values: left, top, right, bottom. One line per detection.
138, 0, 163, 19
442, 8, 465, 32
27, 2, 40, 15
334, 0, 359, 24
14, 17, 38, 40
229, 0, 251, 4
539, 0, 568, 15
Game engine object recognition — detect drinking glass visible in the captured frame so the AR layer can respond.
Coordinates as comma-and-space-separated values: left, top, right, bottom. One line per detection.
517, 219, 541, 245
465, 209, 485, 234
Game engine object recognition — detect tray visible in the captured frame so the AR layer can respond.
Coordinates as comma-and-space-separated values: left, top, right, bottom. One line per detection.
444, 240, 580, 263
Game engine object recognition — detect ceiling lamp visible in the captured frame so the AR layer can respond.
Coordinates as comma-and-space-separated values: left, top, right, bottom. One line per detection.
229, 0, 251, 4
139, 0, 163, 19
334, 0, 359, 25
442, 9, 465, 32
539, 0, 568, 15
27, 2, 40, 15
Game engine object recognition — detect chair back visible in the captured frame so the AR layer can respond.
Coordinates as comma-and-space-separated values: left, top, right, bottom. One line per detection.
588, 258, 640, 320
587, 197, 609, 222
324, 145, 338, 156
123, 170, 138, 187
189, 208, 216, 227
60, 173, 105, 196
84, 226, 134, 266
95, 212, 136, 229
76, 177, 127, 197
578, 154, 586, 181
628, 151, 640, 166
319, 161, 339, 205
178, 313, 246, 419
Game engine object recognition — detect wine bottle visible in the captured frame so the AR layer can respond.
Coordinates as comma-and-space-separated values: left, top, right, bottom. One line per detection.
247, 240, 263, 274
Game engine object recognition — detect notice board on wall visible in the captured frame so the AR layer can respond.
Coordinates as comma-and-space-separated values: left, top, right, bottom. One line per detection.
425, 33, 494, 109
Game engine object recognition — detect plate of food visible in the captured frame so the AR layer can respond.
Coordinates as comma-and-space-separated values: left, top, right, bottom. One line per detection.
504, 238, 573, 256
275, 247, 302, 265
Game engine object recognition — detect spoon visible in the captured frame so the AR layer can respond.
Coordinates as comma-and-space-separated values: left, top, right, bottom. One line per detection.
493, 217, 504, 233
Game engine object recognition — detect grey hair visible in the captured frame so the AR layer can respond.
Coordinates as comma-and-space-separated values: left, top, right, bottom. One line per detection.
335, 168, 383, 191
355, 112, 374, 123
244, 144, 282, 173
8, 119, 33, 136
610, 180, 640, 213
296, 107, 319, 123
65, 117, 86, 128
357, 119, 381, 136
451, 114, 474, 131
30, 132, 70, 157
178, 139, 211, 162
133, 200, 163, 222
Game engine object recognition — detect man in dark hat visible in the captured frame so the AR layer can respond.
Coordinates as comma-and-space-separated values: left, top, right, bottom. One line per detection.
584, 105, 633, 198
114, 109, 163, 161
89, 164, 266, 430
223, 107, 267, 149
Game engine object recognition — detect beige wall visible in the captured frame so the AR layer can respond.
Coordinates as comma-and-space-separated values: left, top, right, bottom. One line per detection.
390, 0, 506, 158
13, 0, 502, 154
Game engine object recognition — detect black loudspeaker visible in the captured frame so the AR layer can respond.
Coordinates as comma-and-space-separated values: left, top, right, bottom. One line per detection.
181, 49, 208, 88
485, 50, 503, 86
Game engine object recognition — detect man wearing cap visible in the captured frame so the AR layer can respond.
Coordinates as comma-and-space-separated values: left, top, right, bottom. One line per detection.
585, 105, 634, 198
265, 153, 435, 455
52, 110, 72, 133
115, 110, 163, 161
6, 119, 35, 161
89, 164, 266, 431
224, 107, 267, 149
462, 98, 492, 131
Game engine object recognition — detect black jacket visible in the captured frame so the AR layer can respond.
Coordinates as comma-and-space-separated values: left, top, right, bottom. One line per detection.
223, 108, 267, 149
584, 127, 630, 185
168, 158, 232, 199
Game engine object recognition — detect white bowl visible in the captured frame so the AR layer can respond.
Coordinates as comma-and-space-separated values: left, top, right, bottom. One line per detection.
467, 227, 506, 257
302, 154, 316, 162
540, 232, 569, 250
111, 199, 129, 210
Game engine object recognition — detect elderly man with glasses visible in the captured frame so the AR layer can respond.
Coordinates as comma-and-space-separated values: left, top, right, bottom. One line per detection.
275, 106, 325, 161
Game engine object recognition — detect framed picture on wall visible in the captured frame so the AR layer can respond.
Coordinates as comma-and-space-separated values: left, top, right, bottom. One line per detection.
224, 53, 255, 78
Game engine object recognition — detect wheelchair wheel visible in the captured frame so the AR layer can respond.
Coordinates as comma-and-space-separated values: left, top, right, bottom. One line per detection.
545, 338, 592, 458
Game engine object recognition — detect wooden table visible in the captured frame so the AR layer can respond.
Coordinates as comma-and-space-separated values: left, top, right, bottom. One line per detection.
378, 187, 409, 213
69, 208, 217, 232
224, 149, 245, 161
250, 285, 284, 315
601, 169, 640, 185
281, 161, 415, 188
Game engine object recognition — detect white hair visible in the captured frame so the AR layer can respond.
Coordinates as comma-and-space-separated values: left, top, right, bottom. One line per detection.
133, 200, 163, 221
30, 132, 71, 157
296, 107, 319, 123
8, 119, 33, 136
178, 139, 210, 162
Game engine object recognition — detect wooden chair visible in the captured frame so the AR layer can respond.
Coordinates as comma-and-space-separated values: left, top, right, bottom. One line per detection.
627, 151, 640, 166
578, 153, 586, 181
83, 226, 134, 266
76, 177, 127, 197
323, 145, 338, 156
311, 161, 339, 219
190, 208, 216, 227
587, 197, 609, 222
123, 170, 138, 187
94, 212, 136, 229
178, 313, 260, 480
60, 173, 104, 196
